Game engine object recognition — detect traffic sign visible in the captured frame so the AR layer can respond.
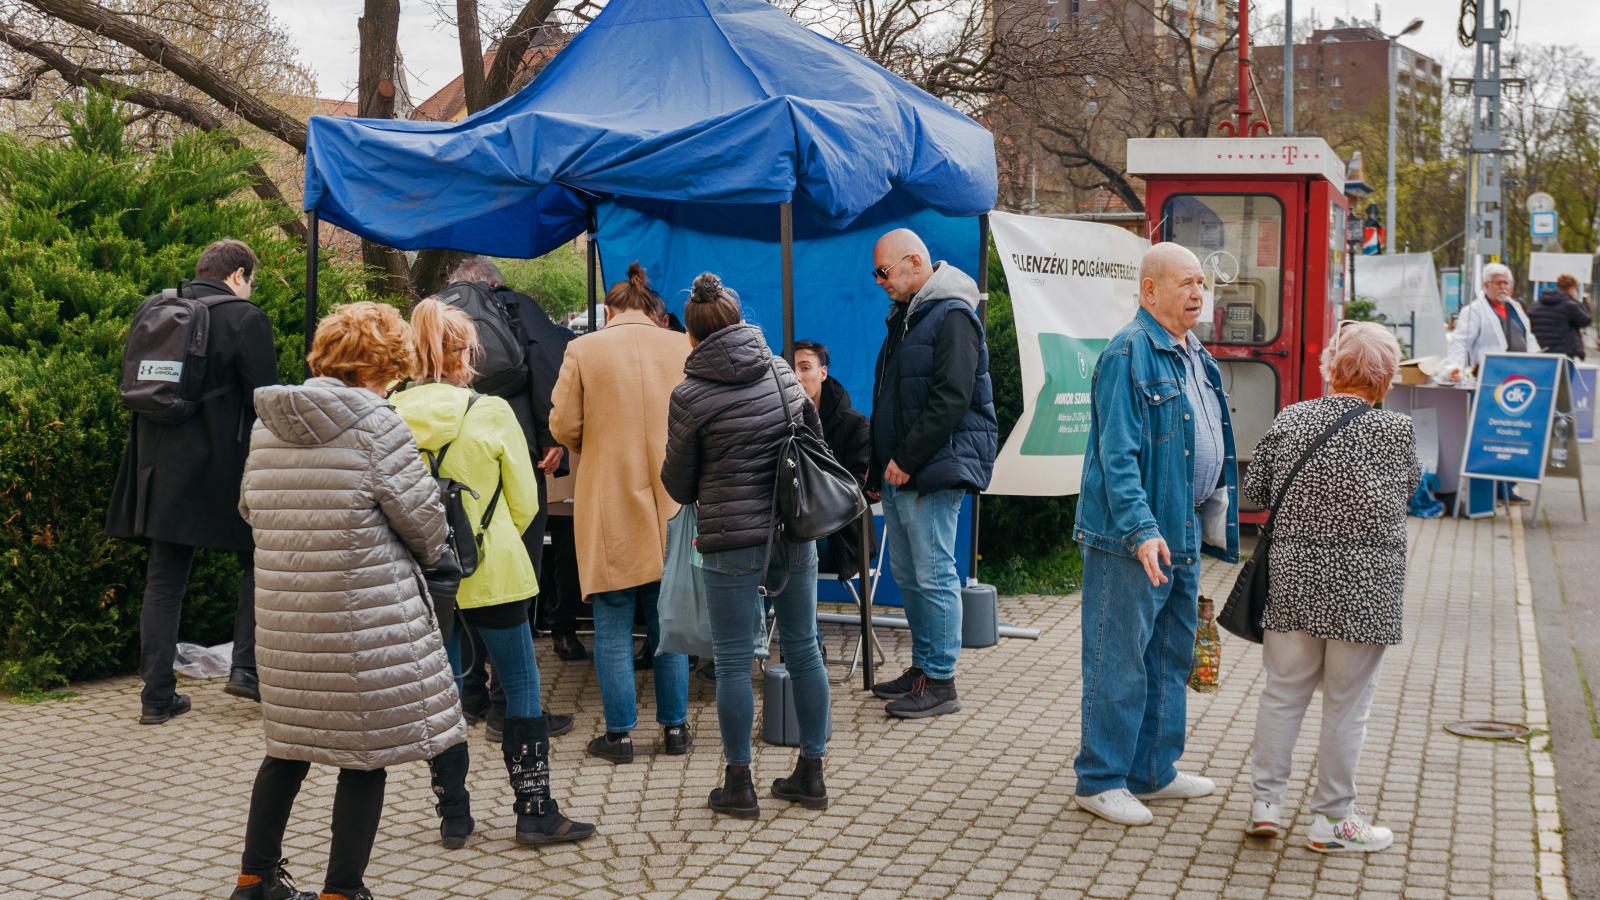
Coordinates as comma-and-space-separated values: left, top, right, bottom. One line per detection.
1530, 210, 1558, 239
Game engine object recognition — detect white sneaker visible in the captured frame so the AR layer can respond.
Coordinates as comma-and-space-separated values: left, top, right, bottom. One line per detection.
1132, 771, 1216, 801
1307, 810, 1394, 853
1075, 788, 1154, 826
1245, 800, 1284, 838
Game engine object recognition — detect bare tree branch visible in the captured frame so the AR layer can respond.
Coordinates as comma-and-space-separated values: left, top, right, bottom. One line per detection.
18, 0, 309, 151
481, 0, 558, 104
0, 20, 307, 240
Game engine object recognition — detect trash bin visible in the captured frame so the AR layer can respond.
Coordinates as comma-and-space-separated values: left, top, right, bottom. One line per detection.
961, 581, 998, 649
761, 663, 832, 747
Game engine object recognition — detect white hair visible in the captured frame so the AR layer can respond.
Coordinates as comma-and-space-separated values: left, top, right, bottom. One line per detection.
1481, 262, 1513, 284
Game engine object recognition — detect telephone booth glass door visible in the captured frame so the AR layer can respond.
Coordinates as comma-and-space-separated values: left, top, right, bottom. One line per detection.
1157, 183, 1303, 511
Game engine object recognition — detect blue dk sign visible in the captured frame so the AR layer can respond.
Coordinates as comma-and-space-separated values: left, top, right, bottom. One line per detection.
1575, 365, 1598, 443
1462, 353, 1564, 483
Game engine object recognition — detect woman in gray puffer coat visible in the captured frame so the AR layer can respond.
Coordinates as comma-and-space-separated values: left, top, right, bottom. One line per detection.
661, 273, 831, 820
228, 302, 464, 900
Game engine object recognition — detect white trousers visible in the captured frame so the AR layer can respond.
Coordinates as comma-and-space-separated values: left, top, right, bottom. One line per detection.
1250, 629, 1386, 818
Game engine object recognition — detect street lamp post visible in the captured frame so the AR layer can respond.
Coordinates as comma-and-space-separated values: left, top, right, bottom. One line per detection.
1386, 17, 1425, 255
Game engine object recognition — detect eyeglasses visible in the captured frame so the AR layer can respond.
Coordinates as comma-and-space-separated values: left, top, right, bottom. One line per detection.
871, 255, 913, 281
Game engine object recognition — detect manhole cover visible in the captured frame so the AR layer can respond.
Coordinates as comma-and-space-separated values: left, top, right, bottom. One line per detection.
1445, 720, 1531, 740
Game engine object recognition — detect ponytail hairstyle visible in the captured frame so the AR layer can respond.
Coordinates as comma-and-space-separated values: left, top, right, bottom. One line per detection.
684, 272, 743, 342
410, 297, 481, 386
605, 262, 662, 316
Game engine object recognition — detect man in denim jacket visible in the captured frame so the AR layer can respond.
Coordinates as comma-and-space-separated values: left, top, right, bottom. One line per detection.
1072, 242, 1240, 826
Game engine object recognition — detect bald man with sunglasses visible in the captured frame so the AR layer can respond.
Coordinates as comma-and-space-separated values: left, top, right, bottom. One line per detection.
866, 229, 998, 720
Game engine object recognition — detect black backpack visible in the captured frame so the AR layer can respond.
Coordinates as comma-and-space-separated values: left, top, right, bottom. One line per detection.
421, 394, 503, 578
118, 287, 247, 424
437, 281, 530, 398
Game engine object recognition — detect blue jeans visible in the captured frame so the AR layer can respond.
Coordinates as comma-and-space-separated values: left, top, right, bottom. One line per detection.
699, 541, 829, 764
445, 620, 542, 719
1074, 544, 1200, 796
591, 583, 688, 732
880, 483, 964, 680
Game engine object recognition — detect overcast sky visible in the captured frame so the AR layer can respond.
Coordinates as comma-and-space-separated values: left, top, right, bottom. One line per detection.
272, 0, 1600, 107
1255, 0, 1600, 77
272, 0, 481, 105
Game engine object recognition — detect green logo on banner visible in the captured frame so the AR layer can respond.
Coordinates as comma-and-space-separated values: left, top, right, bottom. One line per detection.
1021, 334, 1106, 456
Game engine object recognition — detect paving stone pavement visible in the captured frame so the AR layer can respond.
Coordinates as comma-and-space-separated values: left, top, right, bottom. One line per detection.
0, 515, 1562, 899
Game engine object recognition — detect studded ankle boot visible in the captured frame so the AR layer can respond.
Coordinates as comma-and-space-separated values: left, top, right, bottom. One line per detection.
502, 715, 596, 845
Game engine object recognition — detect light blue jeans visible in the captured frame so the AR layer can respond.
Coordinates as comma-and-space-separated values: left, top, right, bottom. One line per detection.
1074, 544, 1200, 796
880, 483, 964, 680
445, 620, 542, 719
590, 582, 688, 733
699, 540, 829, 764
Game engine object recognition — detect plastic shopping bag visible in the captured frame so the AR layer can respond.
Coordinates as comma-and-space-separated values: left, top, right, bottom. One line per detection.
657, 504, 713, 658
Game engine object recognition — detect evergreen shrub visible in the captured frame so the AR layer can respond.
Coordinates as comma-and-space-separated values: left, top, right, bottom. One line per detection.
0, 94, 366, 691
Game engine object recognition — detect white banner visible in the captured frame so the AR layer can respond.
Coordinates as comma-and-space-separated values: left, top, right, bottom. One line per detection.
986, 211, 1148, 496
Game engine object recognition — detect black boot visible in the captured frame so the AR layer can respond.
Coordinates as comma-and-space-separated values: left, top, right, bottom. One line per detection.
503, 715, 596, 846
771, 755, 828, 810
708, 764, 760, 819
427, 742, 474, 849
227, 858, 316, 900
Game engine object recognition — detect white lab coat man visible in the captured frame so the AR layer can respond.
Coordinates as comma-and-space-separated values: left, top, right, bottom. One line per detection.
1444, 263, 1542, 382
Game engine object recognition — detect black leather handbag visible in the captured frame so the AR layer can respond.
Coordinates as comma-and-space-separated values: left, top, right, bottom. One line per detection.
757, 362, 868, 595
1219, 404, 1368, 643
769, 366, 868, 541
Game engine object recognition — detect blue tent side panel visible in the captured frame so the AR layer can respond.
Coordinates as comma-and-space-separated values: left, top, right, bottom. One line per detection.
594, 191, 981, 605
595, 190, 981, 418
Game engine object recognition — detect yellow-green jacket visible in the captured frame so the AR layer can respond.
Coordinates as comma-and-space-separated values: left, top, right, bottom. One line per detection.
391, 382, 538, 609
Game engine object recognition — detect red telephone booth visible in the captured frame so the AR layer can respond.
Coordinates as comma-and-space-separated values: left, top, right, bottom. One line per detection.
1127, 137, 1350, 521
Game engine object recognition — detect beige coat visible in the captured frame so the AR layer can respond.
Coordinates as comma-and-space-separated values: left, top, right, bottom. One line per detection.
240, 377, 466, 770
549, 309, 689, 595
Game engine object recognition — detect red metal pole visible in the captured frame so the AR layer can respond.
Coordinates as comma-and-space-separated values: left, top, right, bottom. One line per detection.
1235, 0, 1253, 135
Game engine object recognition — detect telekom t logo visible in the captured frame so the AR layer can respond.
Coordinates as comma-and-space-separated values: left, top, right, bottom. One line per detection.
1282, 146, 1300, 164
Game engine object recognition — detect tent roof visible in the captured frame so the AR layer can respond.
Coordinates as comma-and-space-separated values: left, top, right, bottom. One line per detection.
302, 0, 997, 258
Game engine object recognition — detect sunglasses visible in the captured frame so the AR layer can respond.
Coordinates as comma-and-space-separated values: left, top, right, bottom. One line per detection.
1329, 319, 1362, 354
872, 254, 913, 281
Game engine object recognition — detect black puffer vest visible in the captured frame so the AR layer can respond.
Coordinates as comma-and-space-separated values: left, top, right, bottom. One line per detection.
873, 296, 998, 493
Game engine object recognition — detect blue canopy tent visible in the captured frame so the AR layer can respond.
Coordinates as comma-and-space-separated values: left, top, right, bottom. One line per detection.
301, 0, 998, 687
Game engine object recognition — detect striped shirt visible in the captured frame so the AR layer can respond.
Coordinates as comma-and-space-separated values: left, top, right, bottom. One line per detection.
1175, 332, 1224, 505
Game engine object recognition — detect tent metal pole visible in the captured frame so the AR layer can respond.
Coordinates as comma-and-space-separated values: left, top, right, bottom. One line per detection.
304, 210, 319, 380
857, 511, 874, 691
969, 213, 991, 583
586, 204, 599, 333
779, 202, 795, 363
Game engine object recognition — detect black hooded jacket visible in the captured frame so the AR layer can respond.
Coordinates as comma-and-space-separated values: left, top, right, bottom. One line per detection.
661, 323, 821, 553
1528, 287, 1591, 359
816, 376, 876, 575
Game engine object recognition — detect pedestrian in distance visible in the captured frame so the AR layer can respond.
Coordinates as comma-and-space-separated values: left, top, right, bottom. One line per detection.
1243, 321, 1420, 853
1528, 273, 1591, 361
550, 262, 694, 765
107, 238, 279, 724
866, 228, 998, 719
661, 273, 832, 818
793, 339, 875, 580
230, 302, 463, 900
1072, 242, 1240, 827
391, 298, 594, 850
1444, 262, 1541, 505
1443, 262, 1542, 382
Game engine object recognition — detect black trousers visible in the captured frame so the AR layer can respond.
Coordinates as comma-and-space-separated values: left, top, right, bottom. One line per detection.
240, 756, 386, 897
139, 540, 255, 705
538, 514, 584, 637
